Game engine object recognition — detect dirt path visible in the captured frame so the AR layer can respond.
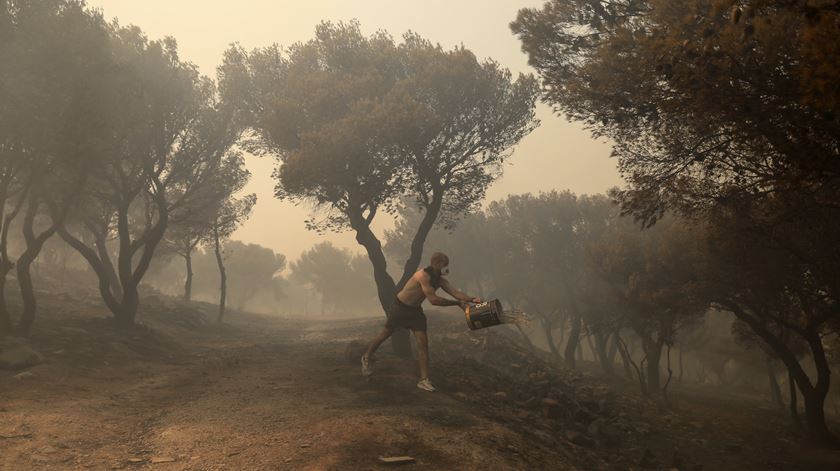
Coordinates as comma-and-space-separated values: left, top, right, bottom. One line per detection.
3, 297, 840, 471
1, 313, 567, 470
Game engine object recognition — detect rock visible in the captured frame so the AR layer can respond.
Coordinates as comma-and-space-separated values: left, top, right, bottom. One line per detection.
574, 409, 595, 426
14, 371, 35, 380
493, 392, 508, 401
40, 445, 58, 454
639, 448, 658, 468
379, 456, 415, 464
634, 423, 651, 436
565, 430, 595, 448
150, 456, 176, 464
587, 419, 604, 436
30, 454, 50, 463
0, 337, 43, 370
541, 398, 562, 419
724, 442, 742, 453
598, 424, 622, 447
515, 396, 538, 409
454, 392, 469, 401
532, 430, 556, 444
127, 458, 145, 464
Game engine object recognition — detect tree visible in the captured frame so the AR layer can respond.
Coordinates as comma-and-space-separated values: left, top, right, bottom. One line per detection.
589, 216, 709, 396
0, 0, 114, 335
513, 0, 839, 443
212, 191, 256, 323
220, 21, 539, 354
699, 199, 840, 443
214, 240, 285, 313
58, 24, 239, 328
291, 242, 377, 315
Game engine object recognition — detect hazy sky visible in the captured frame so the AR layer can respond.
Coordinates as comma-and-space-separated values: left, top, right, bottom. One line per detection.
87, 0, 621, 260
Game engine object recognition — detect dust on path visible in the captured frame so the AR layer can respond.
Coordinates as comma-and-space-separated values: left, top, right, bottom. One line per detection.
1, 314, 566, 470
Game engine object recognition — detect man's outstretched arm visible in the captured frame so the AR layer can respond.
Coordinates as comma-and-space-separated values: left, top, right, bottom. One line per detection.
421, 275, 467, 309
441, 279, 481, 303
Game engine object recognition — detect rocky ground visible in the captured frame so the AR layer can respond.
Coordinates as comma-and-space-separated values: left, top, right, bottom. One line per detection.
1, 290, 839, 470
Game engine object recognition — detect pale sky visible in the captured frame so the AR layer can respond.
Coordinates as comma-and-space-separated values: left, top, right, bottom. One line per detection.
87, 0, 620, 260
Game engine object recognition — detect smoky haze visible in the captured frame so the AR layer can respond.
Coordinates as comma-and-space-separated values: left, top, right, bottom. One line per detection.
86, 0, 619, 260
2, 2, 838, 469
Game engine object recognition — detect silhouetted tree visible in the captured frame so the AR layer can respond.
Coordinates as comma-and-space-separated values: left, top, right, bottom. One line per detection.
57, 24, 239, 328
0, 0, 113, 335
220, 21, 539, 354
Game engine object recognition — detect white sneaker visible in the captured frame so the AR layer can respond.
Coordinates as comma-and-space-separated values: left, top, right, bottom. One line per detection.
361, 354, 373, 376
417, 378, 436, 392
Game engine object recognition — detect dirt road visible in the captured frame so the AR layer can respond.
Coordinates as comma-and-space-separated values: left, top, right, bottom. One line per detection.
3, 295, 840, 470
1, 307, 568, 470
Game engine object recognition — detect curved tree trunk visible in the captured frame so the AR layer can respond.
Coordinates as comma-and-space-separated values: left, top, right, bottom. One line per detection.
15, 197, 57, 336
594, 331, 615, 377
766, 356, 783, 408
564, 313, 582, 369
789, 369, 800, 424
183, 251, 193, 301
348, 208, 410, 356
214, 225, 227, 324
725, 302, 837, 447
643, 337, 663, 394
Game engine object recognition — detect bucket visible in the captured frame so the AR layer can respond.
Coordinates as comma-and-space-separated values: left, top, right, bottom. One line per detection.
465, 299, 504, 330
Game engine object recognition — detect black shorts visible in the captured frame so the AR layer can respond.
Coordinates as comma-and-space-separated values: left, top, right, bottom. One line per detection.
385, 298, 427, 331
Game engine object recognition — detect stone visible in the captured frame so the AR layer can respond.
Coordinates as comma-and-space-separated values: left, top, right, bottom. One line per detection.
542, 398, 563, 419
599, 424, 622, 447
0, 337, 43, 370
565, 430, 595, 448
14, 371, 35, 380
454, 392, 469, 401
493, 391, 508, 401
379, 456, 415, 464
724, 442, 742, 453
639, 448, 658, 468
150, 457, 176, 464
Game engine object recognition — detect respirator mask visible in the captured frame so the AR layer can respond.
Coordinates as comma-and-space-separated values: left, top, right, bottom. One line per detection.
441, 266, 450, 276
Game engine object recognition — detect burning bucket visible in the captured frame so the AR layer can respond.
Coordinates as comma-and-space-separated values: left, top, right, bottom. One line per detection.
465, 299, 504, 330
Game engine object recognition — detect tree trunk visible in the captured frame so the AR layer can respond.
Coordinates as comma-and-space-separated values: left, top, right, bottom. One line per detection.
115, 284, 140, 329
725, 303, 837, 446
766, 356, 783, 408
564, 313, 582, 369
348, 209, 410, 357
214, 225, 227, 324
0, 275, 10, 336
14, 197, 57, 336
662, 344, 674, 403
594, 331, 615, 377
541, 318, 560, 357
789, 369, 800, 424
679, 348, 684, 384
183, 251, 193, 301
644, 339, 663, 393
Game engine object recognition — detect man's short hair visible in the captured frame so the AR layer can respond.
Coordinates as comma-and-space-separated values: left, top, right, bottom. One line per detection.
430, 252, 449, 266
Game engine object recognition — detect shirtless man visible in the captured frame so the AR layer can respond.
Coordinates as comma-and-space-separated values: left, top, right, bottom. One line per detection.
361, 252, 480, 392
